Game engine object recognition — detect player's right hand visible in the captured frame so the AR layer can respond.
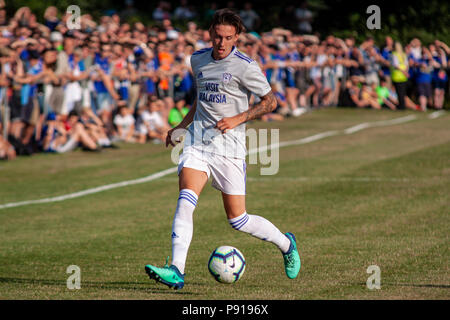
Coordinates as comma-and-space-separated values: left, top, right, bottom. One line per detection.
166, 127, 187, 147
166, 128, 176, 147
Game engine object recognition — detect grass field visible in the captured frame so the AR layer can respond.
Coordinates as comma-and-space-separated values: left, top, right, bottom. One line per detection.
0, 108, 449, 300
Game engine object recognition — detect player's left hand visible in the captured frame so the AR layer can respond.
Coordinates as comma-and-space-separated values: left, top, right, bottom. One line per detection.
215, 116, 241, 134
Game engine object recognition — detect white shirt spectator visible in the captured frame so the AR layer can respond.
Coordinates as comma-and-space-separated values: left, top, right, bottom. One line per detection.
139, 110, 165, 133
114, 113, 135, 138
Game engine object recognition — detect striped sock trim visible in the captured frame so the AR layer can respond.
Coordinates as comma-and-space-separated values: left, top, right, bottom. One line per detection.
178, 190, 198, 207
229, 212, 249, 230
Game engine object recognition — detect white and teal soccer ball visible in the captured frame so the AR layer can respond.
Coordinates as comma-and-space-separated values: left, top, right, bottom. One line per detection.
208, 246, 246, 284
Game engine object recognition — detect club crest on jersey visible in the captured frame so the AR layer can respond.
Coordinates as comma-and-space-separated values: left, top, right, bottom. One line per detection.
222, 73, 232, 84
197, 72, 203, 79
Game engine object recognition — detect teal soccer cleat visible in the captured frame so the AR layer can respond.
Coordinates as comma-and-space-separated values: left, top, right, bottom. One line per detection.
283, 232, 301, 279
145, 257, 185, 290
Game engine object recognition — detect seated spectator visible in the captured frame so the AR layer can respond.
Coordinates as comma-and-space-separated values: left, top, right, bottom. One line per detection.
375, 78, 398, 110
79, 107, 116, 148
339, 77, 379, 109
360, 82, 381, 109
268, 83, 291, 118
136, 100, 170, 144
168, 99, 189, 128
41, 111, 99, 153
0, 132, 16, 160
113, 106, 135, 142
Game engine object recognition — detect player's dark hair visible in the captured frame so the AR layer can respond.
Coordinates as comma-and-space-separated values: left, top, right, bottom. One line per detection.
210, 9, 246, 35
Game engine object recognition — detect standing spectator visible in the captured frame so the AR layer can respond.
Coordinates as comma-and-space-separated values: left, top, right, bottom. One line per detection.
381, 36, 394, 87
15, 49, 45, 148
390, 41, 409, 110
65, 47, 88, 115
414, 48, 435, 111
0, 0, 7, 27
431, 41, 448, 109
92, 42, 119, 132
43, 6, 60, 32
409, 38, 422, 61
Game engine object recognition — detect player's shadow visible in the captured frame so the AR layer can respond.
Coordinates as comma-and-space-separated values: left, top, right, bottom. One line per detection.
0, 277, 197, 296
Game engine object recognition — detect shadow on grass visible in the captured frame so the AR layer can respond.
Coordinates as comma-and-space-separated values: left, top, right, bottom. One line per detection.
0, 277, 198, 296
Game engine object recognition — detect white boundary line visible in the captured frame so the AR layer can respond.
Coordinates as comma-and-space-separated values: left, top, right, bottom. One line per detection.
0, 114, 441, 210
0, 167, 178, 210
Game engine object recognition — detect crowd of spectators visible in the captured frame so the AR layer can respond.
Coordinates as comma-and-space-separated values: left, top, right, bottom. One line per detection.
0, 1, 449, 161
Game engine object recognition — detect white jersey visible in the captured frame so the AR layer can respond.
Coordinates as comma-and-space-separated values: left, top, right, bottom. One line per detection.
141, 110, 165, 131
184, 46, 271, 159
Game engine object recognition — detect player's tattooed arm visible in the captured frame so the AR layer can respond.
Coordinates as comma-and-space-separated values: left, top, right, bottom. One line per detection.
216, 91, 277, 134
243, 91, 277, 122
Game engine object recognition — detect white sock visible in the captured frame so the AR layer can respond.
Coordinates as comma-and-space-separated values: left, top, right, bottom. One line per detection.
171, 189, 198, 274
98, 138, 111, 147
228, 212, 291, 253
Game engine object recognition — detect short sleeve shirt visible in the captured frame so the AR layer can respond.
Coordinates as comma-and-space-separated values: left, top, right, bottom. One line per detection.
185, 46, 271, 159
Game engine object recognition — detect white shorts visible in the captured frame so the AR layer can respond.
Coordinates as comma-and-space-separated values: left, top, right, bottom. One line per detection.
178, 147, 247, 195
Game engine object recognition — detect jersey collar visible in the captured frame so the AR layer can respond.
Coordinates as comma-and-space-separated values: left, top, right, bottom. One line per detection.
211, 46, 236, 62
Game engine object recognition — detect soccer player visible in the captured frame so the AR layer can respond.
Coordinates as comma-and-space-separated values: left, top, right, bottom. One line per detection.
144, 9, 301, 290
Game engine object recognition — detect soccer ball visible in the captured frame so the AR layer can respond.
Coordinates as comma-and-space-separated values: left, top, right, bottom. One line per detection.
207, 246, 246, 284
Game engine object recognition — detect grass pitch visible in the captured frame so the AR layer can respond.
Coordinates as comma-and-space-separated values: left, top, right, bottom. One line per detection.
0, 108, 449, 299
